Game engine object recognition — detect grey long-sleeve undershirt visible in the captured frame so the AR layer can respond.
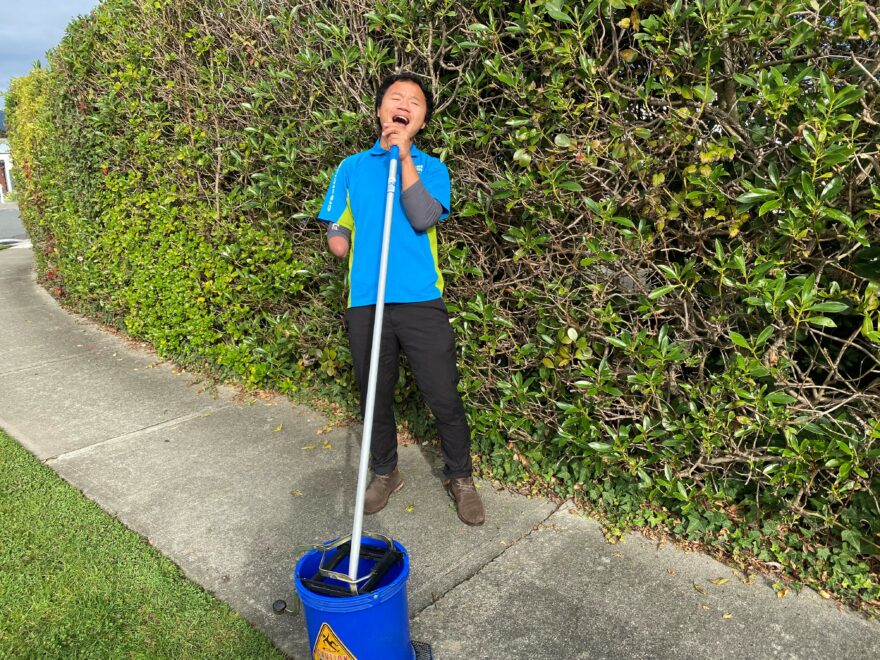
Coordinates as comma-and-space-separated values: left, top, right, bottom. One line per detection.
326, 222, 351, 242
401, 179, 443, 231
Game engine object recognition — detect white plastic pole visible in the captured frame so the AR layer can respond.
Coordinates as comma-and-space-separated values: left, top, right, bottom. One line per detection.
348, 144, 399, 584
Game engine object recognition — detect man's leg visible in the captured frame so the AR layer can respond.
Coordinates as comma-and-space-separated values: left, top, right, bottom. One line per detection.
391, 300, 473, 478
392, 300, 483, 525
345, 305, 401, 474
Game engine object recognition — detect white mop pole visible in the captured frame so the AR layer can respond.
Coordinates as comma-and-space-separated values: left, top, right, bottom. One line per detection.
348, 145, 399, 584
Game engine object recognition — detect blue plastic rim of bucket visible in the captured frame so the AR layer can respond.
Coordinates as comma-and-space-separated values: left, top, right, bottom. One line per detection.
294, 537, 415, 660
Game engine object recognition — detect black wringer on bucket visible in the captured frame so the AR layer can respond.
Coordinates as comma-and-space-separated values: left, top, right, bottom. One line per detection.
290, 146, 433, 659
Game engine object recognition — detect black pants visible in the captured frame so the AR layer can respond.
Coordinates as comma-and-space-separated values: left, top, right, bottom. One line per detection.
344, 298, 473, 479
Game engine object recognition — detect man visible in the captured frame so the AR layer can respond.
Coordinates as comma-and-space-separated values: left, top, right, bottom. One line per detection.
317, 72, 484, 526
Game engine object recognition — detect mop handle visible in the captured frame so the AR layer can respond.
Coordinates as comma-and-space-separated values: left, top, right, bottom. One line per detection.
349, 144, 399, 584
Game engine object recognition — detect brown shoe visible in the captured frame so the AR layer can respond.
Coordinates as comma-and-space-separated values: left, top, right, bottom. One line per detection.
443, 477, 485, 526
364, 468, 403, 514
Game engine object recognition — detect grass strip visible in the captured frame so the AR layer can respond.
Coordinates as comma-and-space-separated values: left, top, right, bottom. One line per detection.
0, 429, 282, 658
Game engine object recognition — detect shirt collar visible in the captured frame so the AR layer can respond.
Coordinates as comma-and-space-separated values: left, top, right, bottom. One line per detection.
369, 138, 423, 160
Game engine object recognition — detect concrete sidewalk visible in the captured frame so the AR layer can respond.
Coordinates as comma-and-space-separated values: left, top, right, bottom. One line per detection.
2, 244, 878, 659
0, 202, 28, 243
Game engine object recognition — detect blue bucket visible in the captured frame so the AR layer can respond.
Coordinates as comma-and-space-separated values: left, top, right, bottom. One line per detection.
294, 537, 414, 660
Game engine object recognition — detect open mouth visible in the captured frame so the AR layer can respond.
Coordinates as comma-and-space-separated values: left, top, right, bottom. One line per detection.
392, 115, 410, 126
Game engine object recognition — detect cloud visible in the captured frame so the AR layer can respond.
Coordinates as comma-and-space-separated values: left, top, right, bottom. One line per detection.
1, 2, 101, 95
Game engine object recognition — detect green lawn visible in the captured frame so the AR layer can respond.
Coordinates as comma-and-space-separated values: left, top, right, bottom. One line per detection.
0, 429, 282, 658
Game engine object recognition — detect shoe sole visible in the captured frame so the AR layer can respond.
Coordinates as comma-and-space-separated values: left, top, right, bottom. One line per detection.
444, 485, 485, 526
364, 479, 404, 515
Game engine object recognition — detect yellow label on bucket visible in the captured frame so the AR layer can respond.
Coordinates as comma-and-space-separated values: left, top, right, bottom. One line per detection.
313, 622, 356, 660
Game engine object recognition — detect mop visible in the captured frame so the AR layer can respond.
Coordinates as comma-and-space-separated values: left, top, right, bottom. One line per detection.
299, 144, 402, 597
347, 141, 401, 587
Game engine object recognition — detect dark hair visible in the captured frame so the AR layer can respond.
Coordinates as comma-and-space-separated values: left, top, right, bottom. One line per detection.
374, 72, 434, 128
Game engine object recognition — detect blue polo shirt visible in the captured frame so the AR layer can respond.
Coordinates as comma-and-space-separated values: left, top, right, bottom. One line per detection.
318, 139, 451, 308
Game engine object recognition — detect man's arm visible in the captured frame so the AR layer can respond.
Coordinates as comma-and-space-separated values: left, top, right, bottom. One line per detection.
401, 171, 443, 232
383, 122, 449, 233
399, 155, 421, 192
326, 222, 350, 259
317, 159, 354, 258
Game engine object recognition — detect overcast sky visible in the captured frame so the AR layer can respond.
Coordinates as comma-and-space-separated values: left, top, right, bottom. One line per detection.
1, 2, 102, 98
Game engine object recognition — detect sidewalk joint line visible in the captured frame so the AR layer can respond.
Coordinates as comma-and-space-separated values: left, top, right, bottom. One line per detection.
45, 404, 236, 462
411, 500, 563, 618
0, 353, 91, 378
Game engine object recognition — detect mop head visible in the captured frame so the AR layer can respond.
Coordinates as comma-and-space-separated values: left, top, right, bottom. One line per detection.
300, 536, 404, 597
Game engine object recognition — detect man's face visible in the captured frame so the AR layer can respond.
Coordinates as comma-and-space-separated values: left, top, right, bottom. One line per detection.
376, 80, 428, 138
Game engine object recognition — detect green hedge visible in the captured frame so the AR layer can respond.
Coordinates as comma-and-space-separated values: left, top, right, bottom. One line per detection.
7, 0, 879, 608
